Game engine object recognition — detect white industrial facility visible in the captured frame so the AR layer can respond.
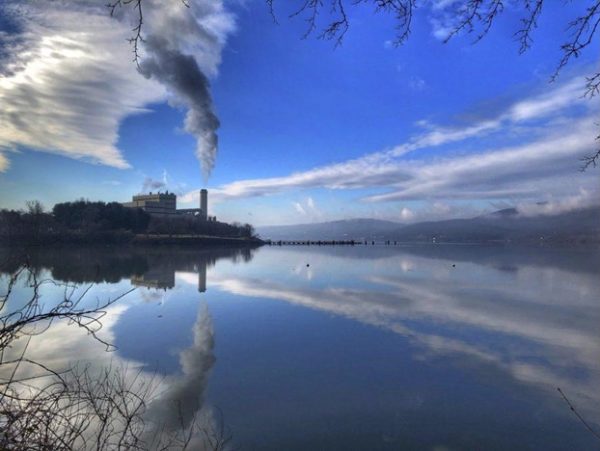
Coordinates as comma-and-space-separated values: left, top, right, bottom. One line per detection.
123, 189, 215, 220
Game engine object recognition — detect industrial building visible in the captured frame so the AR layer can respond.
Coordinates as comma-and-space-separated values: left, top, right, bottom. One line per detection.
123, 189, 214, 221
131, 263, 206, 293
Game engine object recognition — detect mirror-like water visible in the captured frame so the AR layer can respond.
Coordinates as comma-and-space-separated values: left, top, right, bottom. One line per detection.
1, 244, 599, 450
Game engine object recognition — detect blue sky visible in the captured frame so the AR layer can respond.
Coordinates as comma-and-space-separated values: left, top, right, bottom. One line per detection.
0, 0, 598, 225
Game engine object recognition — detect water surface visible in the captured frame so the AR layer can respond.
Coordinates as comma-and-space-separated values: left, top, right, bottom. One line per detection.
1, 244, 599, 450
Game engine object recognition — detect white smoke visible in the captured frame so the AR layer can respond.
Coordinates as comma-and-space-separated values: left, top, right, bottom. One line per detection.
0, 0, 234, 179
129, 0, 235, 180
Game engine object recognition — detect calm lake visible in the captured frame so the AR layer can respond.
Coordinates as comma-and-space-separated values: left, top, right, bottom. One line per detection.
1, 244, 600, 450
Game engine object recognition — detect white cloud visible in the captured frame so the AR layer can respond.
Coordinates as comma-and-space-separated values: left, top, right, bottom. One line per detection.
293, 201, 306, 215
400, 207, 415, 221
290, 196, 323, 220
0, 152, 9, 172
0, 0, 235, 176
364, 117, 599, 202
430, 0, 460, 11
507, 77, 586, 122
183, 75, 597, 216
0, 4, 166, 169
517, 189, 597, 217
408, 76, 427, 90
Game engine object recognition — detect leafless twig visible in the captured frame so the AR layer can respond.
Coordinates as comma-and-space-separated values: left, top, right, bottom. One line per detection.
557, 387, 600, 442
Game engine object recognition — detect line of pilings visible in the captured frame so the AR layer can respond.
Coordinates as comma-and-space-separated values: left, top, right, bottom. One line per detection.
267, 240, 400, 246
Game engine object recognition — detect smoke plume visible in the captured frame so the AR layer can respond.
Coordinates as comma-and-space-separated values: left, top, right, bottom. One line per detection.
0, 0, 233, 177
139, 37, 220, 180
126, 0, 234, 180
142, 176, 166, 192
144, 304, 216, 430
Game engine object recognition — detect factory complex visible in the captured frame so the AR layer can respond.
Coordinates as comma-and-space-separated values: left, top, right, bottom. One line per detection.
123, 189, 216, 221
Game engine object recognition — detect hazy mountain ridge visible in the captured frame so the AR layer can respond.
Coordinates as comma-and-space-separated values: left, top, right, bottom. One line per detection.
257, 218, 402, 241
258, 206, 600, 243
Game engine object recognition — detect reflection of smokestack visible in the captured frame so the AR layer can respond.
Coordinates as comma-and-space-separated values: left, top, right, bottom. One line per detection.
198, 261, 206, 293
200, 189, 208, 221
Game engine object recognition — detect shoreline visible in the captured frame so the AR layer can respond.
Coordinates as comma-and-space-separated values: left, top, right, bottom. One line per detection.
132, 234, 265, 246
0, 233, 265, 247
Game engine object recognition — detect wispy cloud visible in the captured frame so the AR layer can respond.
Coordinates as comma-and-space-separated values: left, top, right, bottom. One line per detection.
517, 189, 597, 217
0, 4, 165, 169
0, 152, 9, 172
408, 76, 427, 91
142, 177, 167, 192
0, 0, 235, 176
183, 76, 597, 215
293, 201, 306, 215
292, 196, 322, 219
142, 169, 169, 192
364, 117, 598, 202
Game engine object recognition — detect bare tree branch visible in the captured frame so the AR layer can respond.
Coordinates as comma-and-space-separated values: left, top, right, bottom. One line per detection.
107, 0, 145, 66
515, 0, 544, 53
1, 265, 231, 450
551, 2, 600, 82
264, 0, 600, 171
580, 128, 600, 171
557, 387, 600, 442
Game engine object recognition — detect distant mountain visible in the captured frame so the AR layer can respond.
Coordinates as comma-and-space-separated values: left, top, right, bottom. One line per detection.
392, 205, 600, 243
257, 218, 402, 241
257, 206, 600, 244
485, 208, 518, 218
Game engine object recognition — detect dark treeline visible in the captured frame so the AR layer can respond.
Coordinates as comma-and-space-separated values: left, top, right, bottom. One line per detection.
147, 215, 255, 238
0, 200, 257, 245
53, 200, 151, 233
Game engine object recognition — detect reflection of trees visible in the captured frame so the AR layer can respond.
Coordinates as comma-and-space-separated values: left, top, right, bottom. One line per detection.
0, 245, 258, 286
0, 265, 231, 450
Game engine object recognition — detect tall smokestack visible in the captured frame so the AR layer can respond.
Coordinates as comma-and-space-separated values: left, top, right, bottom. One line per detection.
200, 189, 208, 221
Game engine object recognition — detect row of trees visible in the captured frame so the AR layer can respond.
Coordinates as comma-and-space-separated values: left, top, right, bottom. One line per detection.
147, 216, 255, 239
53, 200, 151, 233
0, 200, 257, 244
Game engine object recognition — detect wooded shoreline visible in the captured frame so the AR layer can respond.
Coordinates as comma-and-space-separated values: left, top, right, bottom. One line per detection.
1, 232, 265, 247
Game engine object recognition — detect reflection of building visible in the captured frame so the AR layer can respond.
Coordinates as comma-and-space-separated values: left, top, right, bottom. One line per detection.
0, 246, 257, 289
131, 268, 175, 290
131, 259, 208, 293
123, 189, 215, 220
